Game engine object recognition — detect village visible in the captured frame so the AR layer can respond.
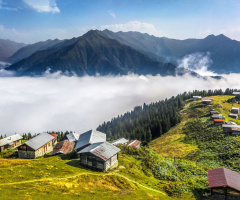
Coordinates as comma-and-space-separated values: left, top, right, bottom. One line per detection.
1, 92, 240, 200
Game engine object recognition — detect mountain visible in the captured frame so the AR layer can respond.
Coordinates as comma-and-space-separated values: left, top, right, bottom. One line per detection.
7, 39, 64, 64
0, 39, 27, 62
6, 30, 177, 77
102, 30, 240, 74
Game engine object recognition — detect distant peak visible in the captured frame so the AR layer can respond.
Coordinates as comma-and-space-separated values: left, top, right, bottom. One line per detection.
205, 34, 230, 40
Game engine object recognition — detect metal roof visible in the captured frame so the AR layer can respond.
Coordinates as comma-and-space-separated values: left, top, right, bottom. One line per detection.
66, 132, 81, 142
75, 129, 106, 150
232, 107, 239, 110
50, 133, 58, 139
24, 133, 54, 150
112, 138, 129, 145
0, 134, 23, 147
222, 124, 240, 128
208, 168, 240, 192
225, 121, 237, 125
51, 140, 75, 155
77, 141, 121, 161
127, 140, 141, 148
233, 92, 240, 95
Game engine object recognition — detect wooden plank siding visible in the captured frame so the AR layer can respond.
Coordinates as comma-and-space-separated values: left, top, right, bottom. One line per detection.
0, 139, 22, 152
18, 140, 53, 159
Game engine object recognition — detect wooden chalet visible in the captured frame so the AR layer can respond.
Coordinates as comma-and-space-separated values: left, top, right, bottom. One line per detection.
212, 114, 225, 120
231, 107, 239, 115
229, 113, 238, 119
222, 124, 240, 133
127, 140, 141, 149
208, 168, 240, 199
77, 141, 121, 171
0, 134, 23, 152
18, 133, 54, 159
233, 92, 240, 96
210, 111, 219, 115
51, 140, 75, 155
193, 96, 202, 101
75, 129, 106, 151
50, 133, 58, 146
214, 119, 225, 125
202, 98, 213, 105
111, 138, 129, 146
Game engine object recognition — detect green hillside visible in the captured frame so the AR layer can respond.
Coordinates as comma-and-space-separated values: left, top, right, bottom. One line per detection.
1, 94, 240, 200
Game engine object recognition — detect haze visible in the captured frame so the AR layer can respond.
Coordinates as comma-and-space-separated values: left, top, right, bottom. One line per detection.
0, 73, 240, 136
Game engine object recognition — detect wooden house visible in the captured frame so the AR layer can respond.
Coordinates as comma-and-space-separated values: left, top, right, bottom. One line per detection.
18, 133, 54, 159
202, 99, 213, 105
75, 129, 106, 151
210, 111, 219, 115
229, 113, 238, 119
111, 138, 129, 146
214, 119, 224, 125
222, 124, 240, 133
0, 134, 23, 152
51, 140, 75, 155
127, 140, 141, 149
208, 168, 240, 199
233, 92, 240, 96
212, 114, 225, 120
193, 96, 202, 101
231, 107, 239, 115
50, 133, 58, 146
77, 141, 121, 171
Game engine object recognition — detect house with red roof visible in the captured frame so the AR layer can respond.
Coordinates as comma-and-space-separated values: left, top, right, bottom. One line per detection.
126, 140, 141, 149
208, 168, 240, 199
50, 133, 58, 146
214, 119, 225, 126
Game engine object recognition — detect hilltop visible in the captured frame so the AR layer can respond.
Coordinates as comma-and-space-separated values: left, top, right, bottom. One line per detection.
1, 92, 240, 199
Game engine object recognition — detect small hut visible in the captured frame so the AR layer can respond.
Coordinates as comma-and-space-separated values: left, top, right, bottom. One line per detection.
193, 96, 202, 101
210, 111, 219, 115
77, 141, 120, 171
111, 138, 129, 146
208, 168, 240, 198
126, 140, 141, 149
18, 133, 54, 159
229, 113, 238, 119
231, 107, 239, 115
222, 124, 240, 133
50, 133, 58, 146
214, 119, 224, 125
0, 134, 23, 152
211, 114, 225, 120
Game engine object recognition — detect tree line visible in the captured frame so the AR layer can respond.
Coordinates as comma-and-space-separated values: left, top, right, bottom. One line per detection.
97, 88, 239, 145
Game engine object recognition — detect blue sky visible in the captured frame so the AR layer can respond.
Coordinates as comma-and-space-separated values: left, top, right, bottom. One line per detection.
0, 0, 240, 43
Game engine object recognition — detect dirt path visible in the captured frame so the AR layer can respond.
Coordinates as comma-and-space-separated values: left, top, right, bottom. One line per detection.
0, 171, 166, 195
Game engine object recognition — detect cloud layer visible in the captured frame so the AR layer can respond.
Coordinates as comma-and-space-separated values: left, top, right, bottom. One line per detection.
1, 73, 240, 137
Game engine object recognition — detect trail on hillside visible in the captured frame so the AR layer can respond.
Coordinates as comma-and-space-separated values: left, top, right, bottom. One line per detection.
0, 171, 166, 195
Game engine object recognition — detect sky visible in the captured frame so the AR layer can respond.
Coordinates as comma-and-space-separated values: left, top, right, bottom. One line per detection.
0, 0, 240, 43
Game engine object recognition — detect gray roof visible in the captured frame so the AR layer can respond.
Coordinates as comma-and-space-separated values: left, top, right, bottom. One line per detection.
75, 129, 106, 150
66, 132, 80, 142
0, 134, 23, 147
24, 133, 54, 150
222, 124, 240, 128
233, 92, 240, 95
112, 138, 129, 145
77, 141, 121, 161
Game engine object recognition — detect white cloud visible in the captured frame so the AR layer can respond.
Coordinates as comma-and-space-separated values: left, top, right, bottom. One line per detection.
101, 20, 164, 36
108, 11, 116, 18
178, 52, 217, 76
23, 0, 60, 13
1, 74, 240, 136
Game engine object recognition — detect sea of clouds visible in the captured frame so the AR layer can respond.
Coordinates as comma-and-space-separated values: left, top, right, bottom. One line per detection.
0, 53, 240, 136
